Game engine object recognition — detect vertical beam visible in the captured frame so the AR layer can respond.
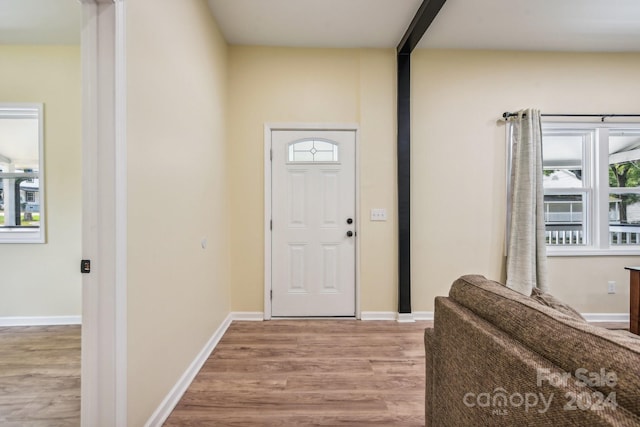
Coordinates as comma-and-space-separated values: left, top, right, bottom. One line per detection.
397, 53, 411, 314
396, 0, 447, 317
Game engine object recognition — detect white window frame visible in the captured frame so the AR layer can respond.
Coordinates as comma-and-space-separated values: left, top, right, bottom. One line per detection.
507, 120, 640, 257
0, 103, 45, 243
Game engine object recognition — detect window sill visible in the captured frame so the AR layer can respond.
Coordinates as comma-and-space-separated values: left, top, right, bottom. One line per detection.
0, 228, 45, 244
547, 247, 640, 257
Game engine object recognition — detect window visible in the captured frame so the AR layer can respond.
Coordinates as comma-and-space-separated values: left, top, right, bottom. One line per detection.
288, 139, 339, 163
509, 121, 640, 255
542, 129, 590, 247
0, 104, 45, 243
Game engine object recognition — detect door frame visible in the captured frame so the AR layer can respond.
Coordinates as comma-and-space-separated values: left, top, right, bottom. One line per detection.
80, 0, 127, 425
264, 123, 360, 320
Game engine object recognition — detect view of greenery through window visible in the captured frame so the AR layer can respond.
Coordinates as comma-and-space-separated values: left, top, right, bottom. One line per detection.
609, 160, 640, 224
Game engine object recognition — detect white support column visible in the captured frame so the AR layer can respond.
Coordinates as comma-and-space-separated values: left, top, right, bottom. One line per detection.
80, 0, 127, 426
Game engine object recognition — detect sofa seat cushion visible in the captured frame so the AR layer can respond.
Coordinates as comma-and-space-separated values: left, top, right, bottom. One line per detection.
449, 274, 640, 417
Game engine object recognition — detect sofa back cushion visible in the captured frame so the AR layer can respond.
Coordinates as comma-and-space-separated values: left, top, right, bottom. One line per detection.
530, 287, 585, 321
449, 275, 640, 417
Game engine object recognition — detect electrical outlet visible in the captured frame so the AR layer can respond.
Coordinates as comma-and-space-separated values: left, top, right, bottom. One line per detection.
607, 281, 616, 294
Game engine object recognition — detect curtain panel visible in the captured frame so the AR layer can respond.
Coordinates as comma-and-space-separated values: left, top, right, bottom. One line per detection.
506, 108, 549, 295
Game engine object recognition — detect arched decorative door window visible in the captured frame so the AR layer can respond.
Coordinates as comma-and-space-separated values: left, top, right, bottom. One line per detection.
288, 139, 339, 163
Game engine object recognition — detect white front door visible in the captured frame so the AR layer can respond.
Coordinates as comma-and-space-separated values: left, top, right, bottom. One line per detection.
271, 129, 356, 317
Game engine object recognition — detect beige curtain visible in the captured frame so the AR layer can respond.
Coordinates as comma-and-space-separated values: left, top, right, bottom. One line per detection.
506, 108, 549, 295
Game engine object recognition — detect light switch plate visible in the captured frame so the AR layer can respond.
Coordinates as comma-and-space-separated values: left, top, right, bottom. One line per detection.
370, 208, 387, 221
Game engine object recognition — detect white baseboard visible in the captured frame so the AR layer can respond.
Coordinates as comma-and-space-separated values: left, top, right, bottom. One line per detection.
0, 315, 82, 326
360, 311, 434, 322
231, 312, 264, 321
360, 311, 397, 321
361, 312, 627, 323
144, 313, 233, 427
362, 312, 627, 323
581, 313, 630, 323
396, 313, 416, 323
413, 311, 434, 321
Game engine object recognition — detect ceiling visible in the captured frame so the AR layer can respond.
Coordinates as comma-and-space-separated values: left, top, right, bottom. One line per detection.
0, 0, 80, 45
1, 0, 639, 51
421, 0, 640, 51
207, 0, 424, 49
206, 0, 640, 52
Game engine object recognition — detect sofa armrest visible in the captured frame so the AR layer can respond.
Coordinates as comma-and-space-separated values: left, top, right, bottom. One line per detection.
424, 327, 435, 427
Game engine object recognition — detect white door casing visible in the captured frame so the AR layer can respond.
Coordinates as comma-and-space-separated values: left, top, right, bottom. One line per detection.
270, 129, 356, 317
80, 0, 127, 425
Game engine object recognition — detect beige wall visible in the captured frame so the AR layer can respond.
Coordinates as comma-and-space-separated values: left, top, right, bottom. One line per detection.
227, 47, 640, 316
125, 0, 230, 425
0, 46, 81, 317
411, 49, 640, 313
228, 47, 398, 313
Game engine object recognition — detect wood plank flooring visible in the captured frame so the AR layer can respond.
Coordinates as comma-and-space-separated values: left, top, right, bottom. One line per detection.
164, 320, 433, 427
593, 321, 631, 330
0, 320, 629, 426
0, 325, 81, 427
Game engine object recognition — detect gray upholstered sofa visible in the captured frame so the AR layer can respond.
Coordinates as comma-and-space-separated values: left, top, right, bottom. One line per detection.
425, 275, 640, 426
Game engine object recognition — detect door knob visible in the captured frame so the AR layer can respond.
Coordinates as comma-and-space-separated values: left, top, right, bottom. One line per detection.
346, 218, 353, 224
346, 231, 354, 237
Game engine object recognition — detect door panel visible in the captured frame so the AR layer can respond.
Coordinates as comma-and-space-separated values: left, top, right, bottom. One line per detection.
271, 130, 355, 317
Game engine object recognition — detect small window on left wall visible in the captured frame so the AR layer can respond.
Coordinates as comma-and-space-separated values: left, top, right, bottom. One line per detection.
0, 104, 45, 243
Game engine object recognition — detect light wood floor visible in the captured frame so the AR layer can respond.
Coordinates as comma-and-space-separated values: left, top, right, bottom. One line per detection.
164, 320, 433, 427
0, 320, 629, 426
0, 325, 81, 426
